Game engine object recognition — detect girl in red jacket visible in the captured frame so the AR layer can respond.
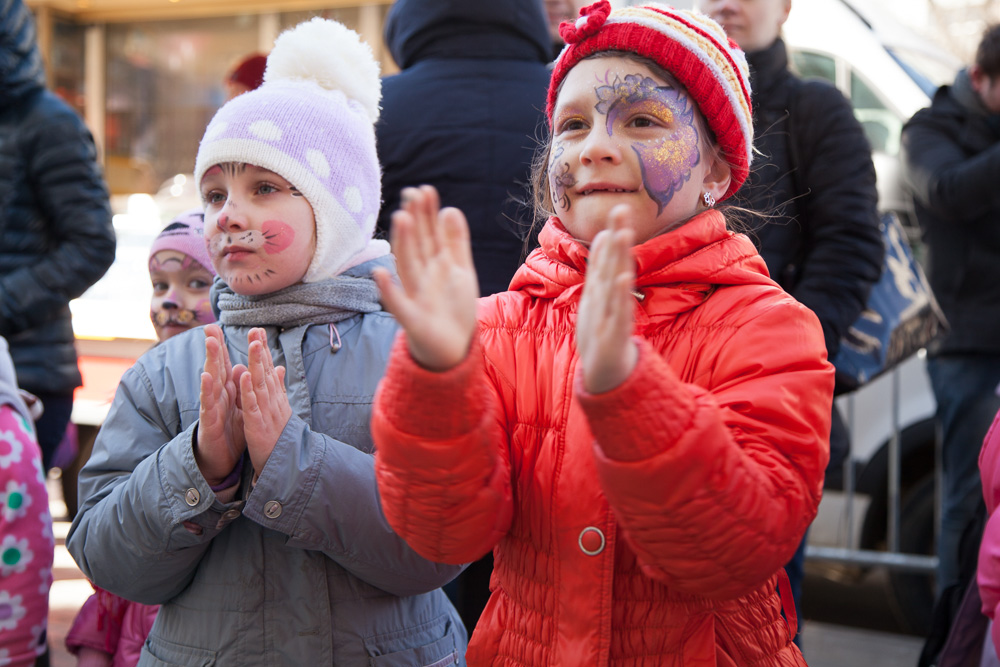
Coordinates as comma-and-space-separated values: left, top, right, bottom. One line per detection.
372, 2, 834, 665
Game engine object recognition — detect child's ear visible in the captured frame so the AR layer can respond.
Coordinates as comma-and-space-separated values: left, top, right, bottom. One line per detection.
702, 150, 732, 203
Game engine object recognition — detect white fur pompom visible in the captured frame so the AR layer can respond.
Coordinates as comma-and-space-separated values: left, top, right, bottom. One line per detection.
264, 17, 382, 122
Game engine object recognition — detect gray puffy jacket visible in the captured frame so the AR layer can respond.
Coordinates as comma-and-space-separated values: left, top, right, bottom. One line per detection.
66, 297, 467, 666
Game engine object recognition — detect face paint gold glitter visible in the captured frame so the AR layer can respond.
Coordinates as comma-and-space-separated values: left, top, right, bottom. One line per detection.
594, 74, 700, 214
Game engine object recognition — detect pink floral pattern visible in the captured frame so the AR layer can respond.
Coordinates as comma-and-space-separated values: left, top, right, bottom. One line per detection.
0, 406, 53, 666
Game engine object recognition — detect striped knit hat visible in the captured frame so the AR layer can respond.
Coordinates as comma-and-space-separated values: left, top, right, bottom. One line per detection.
548, 1, 753, 200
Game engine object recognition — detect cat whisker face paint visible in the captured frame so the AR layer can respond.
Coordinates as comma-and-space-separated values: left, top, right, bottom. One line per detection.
149, 249, 216, 341
201, 163, 317, 296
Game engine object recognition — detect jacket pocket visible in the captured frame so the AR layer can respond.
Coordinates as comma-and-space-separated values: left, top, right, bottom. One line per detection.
365, 614, 460, 667
138, 634, 217, 667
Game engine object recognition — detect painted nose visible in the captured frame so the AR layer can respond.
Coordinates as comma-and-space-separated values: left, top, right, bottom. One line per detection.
217, 199, 247, 231
579, 126, 624, 166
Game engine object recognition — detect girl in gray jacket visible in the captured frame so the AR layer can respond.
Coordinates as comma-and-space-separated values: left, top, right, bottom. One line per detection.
66, 18, 466, 667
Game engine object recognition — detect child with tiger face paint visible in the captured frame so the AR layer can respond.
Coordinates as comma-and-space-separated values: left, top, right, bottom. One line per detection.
148, 209, 217, 341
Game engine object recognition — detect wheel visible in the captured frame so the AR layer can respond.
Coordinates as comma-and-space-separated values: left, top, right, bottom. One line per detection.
886, 474, 936, 635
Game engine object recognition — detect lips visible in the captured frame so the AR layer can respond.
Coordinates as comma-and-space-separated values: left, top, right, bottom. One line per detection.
577, 184, 637, 196
222, 245, 254, 259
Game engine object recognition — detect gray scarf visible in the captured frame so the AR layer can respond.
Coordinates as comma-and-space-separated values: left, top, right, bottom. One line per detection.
212, 257, 391, 328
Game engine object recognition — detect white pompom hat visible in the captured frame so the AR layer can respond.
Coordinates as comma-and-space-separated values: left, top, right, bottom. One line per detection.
194, 18, 388, 281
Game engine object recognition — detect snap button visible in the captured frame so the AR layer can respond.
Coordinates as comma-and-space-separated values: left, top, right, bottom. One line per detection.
221, 509, 241, 521
578, 526, 605, 556
184, 488, 200, 507
263, 500, 282, 519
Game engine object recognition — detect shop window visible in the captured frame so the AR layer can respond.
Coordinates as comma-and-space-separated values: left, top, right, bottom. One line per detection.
51, 18, 86, 116
104, 16, 258, 196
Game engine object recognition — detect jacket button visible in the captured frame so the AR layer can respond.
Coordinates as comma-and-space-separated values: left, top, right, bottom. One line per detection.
579, 526, 605, 556
221, 509, 241, 521
184, 488, 200, 506
263, 500, 282, 519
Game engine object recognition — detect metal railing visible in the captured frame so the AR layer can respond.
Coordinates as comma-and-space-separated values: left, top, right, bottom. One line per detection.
805, 365, 939, 575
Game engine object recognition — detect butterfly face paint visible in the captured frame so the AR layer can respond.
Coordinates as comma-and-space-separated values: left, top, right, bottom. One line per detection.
548, 58, 716, 244
595, 73, 700, 215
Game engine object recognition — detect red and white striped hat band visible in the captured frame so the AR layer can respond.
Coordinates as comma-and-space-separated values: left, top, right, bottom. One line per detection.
548, 1, 753, 201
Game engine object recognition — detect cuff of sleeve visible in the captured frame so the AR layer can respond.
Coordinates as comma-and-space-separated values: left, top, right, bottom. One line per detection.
210, 455, 244, 493
575, 338, 696, 462
378, 330, 488, 440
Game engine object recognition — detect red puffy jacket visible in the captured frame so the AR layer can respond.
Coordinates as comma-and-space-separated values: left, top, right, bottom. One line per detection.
373, 211, 833, 666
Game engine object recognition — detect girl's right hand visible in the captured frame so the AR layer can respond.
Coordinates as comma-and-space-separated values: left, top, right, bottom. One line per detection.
196, 324, 247, 486
374, 185, 479, 372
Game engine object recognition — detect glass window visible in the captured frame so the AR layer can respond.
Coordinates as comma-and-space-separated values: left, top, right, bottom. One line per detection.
50, 17, 86, 117
104, 16, 259, 196
791, 50, 837, 85
279, 8, 360, 32
850, 70, 901, 156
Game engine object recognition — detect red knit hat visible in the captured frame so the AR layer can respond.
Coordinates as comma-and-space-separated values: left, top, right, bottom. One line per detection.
548, 1, 753, 200
228, 53, 268, 92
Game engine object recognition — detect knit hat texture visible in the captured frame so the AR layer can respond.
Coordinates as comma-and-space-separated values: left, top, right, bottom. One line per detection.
548, 1, 753, 200
195, 17, 386, 282
227, 53, 268, 92
149, 208, 216, 275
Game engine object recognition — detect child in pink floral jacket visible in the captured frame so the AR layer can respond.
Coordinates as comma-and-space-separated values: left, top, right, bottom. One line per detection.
0, 334, 54, 667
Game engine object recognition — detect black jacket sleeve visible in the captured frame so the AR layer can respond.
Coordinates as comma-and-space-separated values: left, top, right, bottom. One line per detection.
901, 104, 1000, 223
790, 81, 884, 357
0, 95, 116, 337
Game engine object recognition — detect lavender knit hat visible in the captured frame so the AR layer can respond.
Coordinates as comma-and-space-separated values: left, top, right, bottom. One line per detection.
194, 18, 388, 281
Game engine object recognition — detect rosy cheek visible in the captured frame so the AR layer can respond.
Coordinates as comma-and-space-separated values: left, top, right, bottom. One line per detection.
260, 220, 295, 255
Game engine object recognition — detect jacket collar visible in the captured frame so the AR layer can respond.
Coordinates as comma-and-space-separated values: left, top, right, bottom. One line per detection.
746, 38, 790, 101
509, 210, 774, 318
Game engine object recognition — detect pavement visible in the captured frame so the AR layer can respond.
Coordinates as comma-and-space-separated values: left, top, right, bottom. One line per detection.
45, 479, 927, 667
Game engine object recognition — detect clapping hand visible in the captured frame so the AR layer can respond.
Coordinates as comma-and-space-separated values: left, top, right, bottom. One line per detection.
196, 326, 291, 486
374, 185, 480, 372
576, 204, 639, 394
197, 324, 248, 486
239, 327, 290, 476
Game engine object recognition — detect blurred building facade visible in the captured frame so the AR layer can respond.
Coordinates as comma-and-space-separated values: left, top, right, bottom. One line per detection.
25, 0, 394, 196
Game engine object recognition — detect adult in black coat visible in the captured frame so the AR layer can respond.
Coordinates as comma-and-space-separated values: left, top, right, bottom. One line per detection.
0, 0, 116, 470
700, 0, 884, 643
902, 24, 1000, 596
377, 0, 552, 297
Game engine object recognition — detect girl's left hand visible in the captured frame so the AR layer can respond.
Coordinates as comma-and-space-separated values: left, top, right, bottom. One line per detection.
239, 328, 291, 478
577, 204, 640, 394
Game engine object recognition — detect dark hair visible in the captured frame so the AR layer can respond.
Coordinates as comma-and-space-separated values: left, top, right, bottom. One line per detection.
977, 24, 1000, 78
527, 50, 720, 236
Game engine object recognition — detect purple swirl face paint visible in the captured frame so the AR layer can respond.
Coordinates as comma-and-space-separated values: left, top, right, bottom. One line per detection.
595, 74, 700, 215
548, 143, 577, 213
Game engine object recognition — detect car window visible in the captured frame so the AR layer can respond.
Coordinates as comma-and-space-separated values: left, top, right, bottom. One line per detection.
791, 49, 902, 157
851, 70, 900, 155
792, 51, 837, 85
